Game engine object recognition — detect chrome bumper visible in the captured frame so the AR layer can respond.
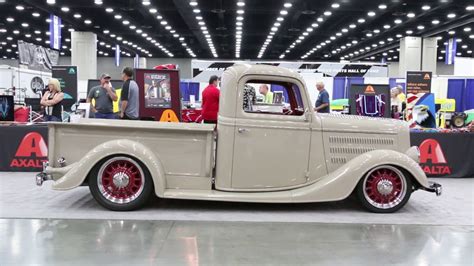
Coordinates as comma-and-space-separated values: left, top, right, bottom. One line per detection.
36, 162, 52, 186
422, 181, 442, 196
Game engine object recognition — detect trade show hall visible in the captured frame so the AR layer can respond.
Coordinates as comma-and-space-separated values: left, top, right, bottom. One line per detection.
0, 0, 473, 265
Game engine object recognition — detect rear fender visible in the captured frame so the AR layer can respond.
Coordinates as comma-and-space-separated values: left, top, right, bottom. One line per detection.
50, 139, 166, 197
292, 149, 429, 202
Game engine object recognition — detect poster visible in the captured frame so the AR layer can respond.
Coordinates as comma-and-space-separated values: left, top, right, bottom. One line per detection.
144, 73, 171, 108
0, 96, 14, 121
17, 41, 59, 71
52, 66, 77, 101
406, 71, 432, 94
349, 84, 391, 118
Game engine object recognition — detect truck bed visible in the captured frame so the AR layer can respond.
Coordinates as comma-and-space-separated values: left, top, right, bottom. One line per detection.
48, 119, 215, 189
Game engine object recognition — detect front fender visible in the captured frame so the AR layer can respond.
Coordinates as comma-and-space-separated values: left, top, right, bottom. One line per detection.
292, 149, 429, 202
49, 139, 166, 197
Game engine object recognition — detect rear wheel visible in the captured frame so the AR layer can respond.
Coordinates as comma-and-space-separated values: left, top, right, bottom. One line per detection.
89, 156, 153, 211
356, 165, 412, 213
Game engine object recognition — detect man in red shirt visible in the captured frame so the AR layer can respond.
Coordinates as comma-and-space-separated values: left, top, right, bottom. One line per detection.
201, 75, 220, 124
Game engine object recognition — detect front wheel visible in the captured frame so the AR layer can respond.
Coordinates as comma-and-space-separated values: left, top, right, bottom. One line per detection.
89, 156, 153, 211
356, 165, 412, 213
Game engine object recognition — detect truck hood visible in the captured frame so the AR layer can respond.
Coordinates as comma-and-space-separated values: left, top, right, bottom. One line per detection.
317, 113, 408, 135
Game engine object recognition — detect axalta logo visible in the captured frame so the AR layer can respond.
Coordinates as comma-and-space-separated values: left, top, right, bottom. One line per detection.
10, 132, 48, 168
424, 73, 431, 80
419, 139, 451, 175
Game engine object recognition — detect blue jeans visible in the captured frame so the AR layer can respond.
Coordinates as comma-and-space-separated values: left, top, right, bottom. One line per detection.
44, 115, 62, 122
94, 112, 116, 119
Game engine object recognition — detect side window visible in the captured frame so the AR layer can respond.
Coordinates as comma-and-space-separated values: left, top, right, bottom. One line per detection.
243, 80, 305, 116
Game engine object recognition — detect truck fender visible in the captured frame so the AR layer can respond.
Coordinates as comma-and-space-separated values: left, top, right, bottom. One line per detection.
51, 139, 167, 197
292, 149, 429, 202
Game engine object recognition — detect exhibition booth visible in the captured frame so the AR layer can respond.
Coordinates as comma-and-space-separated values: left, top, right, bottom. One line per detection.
1, 57, 473, 178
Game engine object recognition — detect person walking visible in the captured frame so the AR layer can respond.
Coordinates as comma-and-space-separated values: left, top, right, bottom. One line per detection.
314, 81, 330, 113
201, 75, 220, 124
87, 73, 118, 119
40, 78, 64, 122
119, 67, 140, 120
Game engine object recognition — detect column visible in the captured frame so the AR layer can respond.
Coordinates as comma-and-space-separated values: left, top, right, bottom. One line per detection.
399, 37, 422, 76
71, 32, 97, 80
422, 37, 438, 73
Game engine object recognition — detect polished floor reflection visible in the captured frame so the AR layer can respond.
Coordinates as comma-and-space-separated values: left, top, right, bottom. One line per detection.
0, 219, 472, 265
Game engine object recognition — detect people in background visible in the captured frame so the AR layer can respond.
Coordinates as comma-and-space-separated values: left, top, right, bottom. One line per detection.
120, 67, 139, 120
395, 85, 406, 102
259, 84, 274, 104
40, 78, 64, 122
391, 87, 402, 113
314, 81, 330, 113
87, 73, 118, 119
201, 75, 220, 124
243, 84, 256, 111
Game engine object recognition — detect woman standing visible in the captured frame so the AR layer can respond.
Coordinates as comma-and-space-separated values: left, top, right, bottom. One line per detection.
40, 78, 64, 122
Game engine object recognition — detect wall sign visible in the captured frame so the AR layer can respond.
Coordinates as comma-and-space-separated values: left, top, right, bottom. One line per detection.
18, 41, 59, 71
406, 71, 432, 95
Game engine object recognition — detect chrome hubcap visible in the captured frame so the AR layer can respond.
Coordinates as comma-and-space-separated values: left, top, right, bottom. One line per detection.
112, 172, 130, 188
377, 179, 394, 196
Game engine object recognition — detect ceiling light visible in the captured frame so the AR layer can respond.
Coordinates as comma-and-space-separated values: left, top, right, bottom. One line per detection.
280, 10, 288, 15
84, 19, 92, 24
422, 5, 431, 10
237, 1, 245, 7
21, 23, 28, 27
142, 1, 151, 6
342, 28, 348, 33
366, 33, 373, 37
384, 24, 390, 29
417, 25, 425, 30
447, 13, 456, 18
103, 29, 109, 34
406, 30, 413, 34
407, 12, 415, 18
432, 20, 440, 25
74, 13, 81, 18
47, 0, 56, 4
368, 11, 376, 17
277, 17, 284, 22
61, 7, 70, 12
317, 17, 324, 22
105, 8, 113, 13
358, 18, 366, 23
284, 3, 292, 8
396, 34, 403, 38
13, 30, 20, 34
324, 11, 332, 16
114, 15, 122, 19
378, 4, 387, 9
193, 9, 201, 13
331, 3, 340, 8
32, 12, 40, 17
464, 27, 471, 32
237, 10, 244, 14
394, 19, 402, 24
6, 17, 14, 22
448, 30, 455, 35
349, 24, 356, 29
122, 20, 130, 25
373, 29, 380, 33
16, 5, 25, 11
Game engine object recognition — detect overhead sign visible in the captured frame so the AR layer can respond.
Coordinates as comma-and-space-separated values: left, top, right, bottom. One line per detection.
52, 65, 77, 101
18, 41, 59, 71
406, 71, 432, 94
192, 60, 388, 81
49, 14, 61, 50
445, 38, 457, 65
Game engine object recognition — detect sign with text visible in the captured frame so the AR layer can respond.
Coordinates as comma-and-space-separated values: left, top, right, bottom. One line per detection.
18, 40, 59, 71
52, 65, 77, 101
406, 71, 432, 94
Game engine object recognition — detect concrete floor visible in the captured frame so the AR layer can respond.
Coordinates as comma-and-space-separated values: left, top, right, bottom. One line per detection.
1, 172, 473, 225
0, 218, 473, 266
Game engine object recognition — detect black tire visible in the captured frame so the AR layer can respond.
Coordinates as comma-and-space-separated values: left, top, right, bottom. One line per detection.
356, 165, 412, 213
89, 155, 153, 211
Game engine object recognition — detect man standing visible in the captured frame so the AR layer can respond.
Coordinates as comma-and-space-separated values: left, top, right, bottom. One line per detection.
87, 73, 118, 119
120, 67, 139, 120
201, 75, 220, 124
314, 81, 330, 113
259, 84, 274, 104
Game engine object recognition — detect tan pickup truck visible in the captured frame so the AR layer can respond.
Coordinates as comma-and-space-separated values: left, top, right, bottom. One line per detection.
37, 64, 441, 213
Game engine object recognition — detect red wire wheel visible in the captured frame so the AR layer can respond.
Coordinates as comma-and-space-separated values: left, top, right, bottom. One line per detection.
97, 157, 146, 204
359, 165, 411, 212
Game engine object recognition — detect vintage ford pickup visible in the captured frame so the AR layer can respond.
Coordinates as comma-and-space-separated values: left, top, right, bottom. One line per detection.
36, 64, 441, 213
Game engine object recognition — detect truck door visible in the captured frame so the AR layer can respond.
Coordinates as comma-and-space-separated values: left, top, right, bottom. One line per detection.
231, 77, 312, 190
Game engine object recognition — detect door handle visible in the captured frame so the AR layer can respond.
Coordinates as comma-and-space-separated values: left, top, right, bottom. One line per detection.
238, 128, 248, 133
